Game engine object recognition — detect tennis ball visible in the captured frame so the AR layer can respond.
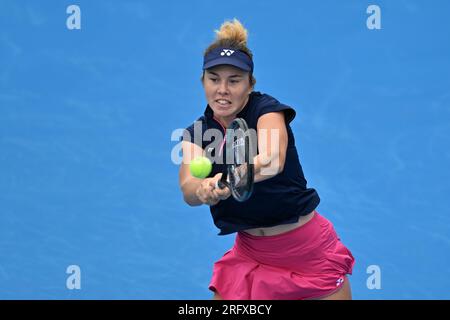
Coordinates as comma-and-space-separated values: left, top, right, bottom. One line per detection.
189, 156, 212, 179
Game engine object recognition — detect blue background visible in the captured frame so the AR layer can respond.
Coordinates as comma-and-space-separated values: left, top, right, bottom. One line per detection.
1, 0, 449, 299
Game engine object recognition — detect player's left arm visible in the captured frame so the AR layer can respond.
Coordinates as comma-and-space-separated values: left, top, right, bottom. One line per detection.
253, 111, 288, 183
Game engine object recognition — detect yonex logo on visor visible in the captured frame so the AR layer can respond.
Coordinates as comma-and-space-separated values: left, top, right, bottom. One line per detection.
221, 49, 235, 56
203, 47, 254, 73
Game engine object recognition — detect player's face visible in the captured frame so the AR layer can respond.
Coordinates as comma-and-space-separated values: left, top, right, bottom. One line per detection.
203, 65, 253, 126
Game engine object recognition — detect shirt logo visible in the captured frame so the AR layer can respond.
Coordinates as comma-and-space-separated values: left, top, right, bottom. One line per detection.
220, 49, 235, 56
336, 277, 344, 287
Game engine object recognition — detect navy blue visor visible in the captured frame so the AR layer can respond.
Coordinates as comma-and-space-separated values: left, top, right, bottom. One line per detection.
203, 47, 254, 73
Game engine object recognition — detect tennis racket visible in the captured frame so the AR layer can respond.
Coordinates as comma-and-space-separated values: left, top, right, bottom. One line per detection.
215, 118, 255, 202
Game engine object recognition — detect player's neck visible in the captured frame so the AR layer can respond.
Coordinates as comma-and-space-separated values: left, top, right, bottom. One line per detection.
214, 116, 232, 129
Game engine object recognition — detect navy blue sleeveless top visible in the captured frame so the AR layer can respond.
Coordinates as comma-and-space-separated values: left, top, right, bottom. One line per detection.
182, 91, 320, 235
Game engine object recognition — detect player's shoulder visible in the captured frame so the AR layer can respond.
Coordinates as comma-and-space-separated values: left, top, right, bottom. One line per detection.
251, 91, 282, 108
249, 91, 296, 124
181, 115, 208, 145
184, 115, 207, 131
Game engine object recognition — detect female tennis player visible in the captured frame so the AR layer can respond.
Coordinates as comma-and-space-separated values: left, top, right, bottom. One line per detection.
179, 19, 355, 300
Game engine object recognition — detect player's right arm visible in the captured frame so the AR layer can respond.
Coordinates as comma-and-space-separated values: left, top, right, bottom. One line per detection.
179, 141, 228, 206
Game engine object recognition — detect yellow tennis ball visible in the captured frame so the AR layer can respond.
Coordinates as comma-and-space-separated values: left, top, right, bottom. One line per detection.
189, 156, 212, 179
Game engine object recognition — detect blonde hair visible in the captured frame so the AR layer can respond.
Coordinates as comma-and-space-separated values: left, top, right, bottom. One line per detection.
202, 19, 256, 87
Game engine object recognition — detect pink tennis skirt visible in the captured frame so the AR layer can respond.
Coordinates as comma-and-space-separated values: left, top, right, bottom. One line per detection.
209, 211, 355, 300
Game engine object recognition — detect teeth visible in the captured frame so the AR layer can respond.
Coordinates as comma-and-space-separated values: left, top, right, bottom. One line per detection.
217, 100, 230, 105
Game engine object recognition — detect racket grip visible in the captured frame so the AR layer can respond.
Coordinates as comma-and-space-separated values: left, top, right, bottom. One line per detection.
215, 179, 226, 190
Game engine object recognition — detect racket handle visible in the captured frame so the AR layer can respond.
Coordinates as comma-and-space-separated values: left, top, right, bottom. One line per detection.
215, 179, 226, 190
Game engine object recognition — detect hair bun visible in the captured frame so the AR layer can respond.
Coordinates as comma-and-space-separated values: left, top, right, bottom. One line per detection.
215, 18, 248, 46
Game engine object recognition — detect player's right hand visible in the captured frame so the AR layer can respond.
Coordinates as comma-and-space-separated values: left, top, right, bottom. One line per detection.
210, 173, 231, 201
196, 174, 230, 206
196, 177, 220, 206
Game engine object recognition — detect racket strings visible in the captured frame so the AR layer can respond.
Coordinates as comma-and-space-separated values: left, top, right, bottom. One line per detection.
222, 118, 255, 202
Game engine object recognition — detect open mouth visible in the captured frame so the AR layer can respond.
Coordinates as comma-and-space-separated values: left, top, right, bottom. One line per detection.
215, 99, 232, 106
